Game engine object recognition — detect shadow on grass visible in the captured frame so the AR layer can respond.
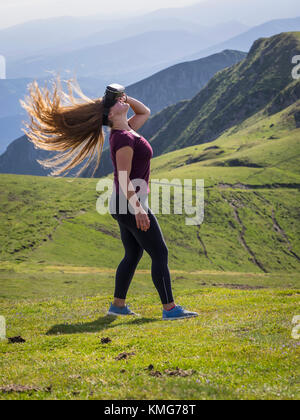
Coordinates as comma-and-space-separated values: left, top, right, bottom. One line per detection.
46, 315, 158, 335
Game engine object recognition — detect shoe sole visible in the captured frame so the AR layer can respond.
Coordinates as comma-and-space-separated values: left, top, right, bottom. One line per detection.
162, 314, 199, 321
107, 311, 140, 317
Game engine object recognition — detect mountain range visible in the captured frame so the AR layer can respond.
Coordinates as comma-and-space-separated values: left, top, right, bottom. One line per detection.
148, 31, 300, 155
1, 0, 299, 60
144, 0, 300, 27
6, 16, 300, 82
1, 32, 299, 182
0, 49, 246, 156
182, 16, 300, 61
1, 15, 299, 153
88, 31, 300, 177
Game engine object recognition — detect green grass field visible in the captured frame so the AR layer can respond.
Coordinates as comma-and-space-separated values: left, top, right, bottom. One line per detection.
0, 271, 299, 400
0, 100, 299, 400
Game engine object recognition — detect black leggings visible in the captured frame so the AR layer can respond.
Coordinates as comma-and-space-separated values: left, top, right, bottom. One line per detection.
109, 192, 174, 305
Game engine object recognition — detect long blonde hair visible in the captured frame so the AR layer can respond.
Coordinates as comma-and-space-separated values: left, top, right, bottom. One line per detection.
20, 76, 111, 177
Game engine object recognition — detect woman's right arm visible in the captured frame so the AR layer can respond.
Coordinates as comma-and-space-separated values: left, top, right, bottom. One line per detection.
126, 96, 151, 132
116, 146, 150, 231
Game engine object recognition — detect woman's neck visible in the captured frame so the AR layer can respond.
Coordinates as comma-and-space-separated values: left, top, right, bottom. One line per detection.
111, 118, 131, 131
112, 125, 131, 131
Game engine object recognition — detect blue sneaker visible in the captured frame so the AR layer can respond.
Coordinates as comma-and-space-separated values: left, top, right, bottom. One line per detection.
163, 305, 199, 321
107, 303, 139, 316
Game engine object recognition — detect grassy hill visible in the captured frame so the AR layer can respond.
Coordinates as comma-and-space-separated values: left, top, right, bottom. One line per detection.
1, 94, 299, 274
150, 31, 300, 155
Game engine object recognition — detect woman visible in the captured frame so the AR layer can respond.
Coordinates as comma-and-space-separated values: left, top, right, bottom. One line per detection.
21, 77, 198, 321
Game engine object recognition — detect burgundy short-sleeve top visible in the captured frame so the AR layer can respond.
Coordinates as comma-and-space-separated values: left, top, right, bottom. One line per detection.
109, 128, 153, 195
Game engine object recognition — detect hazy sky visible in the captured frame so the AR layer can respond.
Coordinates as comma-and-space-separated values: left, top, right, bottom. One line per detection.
0, 0, 201, 29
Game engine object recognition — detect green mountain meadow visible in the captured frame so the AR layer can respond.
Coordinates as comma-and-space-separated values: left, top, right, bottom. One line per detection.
0, 31, 299, 400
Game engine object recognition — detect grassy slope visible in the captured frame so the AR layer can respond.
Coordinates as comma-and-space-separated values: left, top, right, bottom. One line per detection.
150, 32, 300, 154
1, 99, 299, 274
150, 100, 300, 182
